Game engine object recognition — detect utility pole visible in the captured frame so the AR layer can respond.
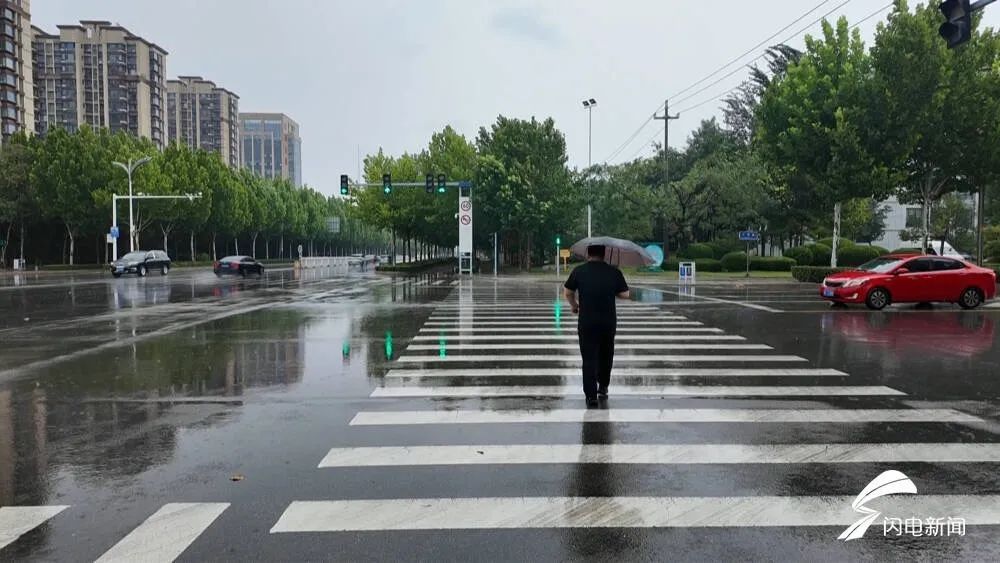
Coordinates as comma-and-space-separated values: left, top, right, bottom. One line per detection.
654, 99, 679, 259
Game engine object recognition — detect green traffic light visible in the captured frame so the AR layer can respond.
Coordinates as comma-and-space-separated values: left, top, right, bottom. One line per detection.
556, 236, 561, 246
383, 186, 391, 195
437, 186, 446, 194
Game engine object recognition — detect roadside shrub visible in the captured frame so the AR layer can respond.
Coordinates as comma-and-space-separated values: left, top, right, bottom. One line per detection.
782, 246, 813, 266
196, 253, 211, 262
837, 245, 883, 267
706, 239, 744, 259
817, 237, 855, 250
660, 258, 679, 271
720, 251, 748, 272
806, 243, 832, 266
984, 241, 1000, 262
751, 256, 796, 271
870, 245, 890, 256
694, 258, 722, 272
680, 243, 715, 259
792, 266, 849, 283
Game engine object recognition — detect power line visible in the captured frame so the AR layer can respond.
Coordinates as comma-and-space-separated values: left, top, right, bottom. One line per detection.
671, 0, 853, 108
626, 126, 665, 162
601, 0, 843, 165
672, 2, 893, 116
669, 0, 836, 100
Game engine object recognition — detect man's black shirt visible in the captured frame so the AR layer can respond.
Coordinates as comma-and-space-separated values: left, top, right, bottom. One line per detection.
564, 261, 629, 327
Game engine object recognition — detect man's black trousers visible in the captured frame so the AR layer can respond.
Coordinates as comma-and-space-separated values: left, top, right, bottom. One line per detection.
577, 324, 616, 398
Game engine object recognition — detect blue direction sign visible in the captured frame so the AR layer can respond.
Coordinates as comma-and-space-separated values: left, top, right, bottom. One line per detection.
738, 230, 760, 241
110, 226, 120, 239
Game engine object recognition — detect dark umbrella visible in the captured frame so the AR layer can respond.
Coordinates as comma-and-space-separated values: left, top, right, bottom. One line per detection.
570, 236, 657, 267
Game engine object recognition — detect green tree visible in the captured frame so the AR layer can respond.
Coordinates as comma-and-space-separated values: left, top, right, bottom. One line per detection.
756, 17, 896, 266
0, 132, 38, 266
868, 0, 1000, 253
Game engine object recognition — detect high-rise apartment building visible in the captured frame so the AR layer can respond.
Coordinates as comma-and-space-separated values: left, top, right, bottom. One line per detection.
32, 20, 167, 147
0, 0, 33, 143
166, 76, 239, 167
240, 112, 301, 186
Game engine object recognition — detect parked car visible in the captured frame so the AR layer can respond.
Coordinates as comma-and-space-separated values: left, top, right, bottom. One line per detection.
110, 250, 171, 278
820, 254, 996, 310
213, 255, 264, 277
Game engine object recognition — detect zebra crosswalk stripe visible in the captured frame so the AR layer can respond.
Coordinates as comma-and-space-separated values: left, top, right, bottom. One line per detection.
349, 408, 981, 426
383, 368, 847, 378
271, 495, 1000, 531
419, 327, 724, 333
395, 354, 806, 363
95, 503, 230, 563
410, 334, 747, 341
369, 384, 904, 398
317, 443, 1000, 467
0, 506, 69, 550
404, 344, 772, 351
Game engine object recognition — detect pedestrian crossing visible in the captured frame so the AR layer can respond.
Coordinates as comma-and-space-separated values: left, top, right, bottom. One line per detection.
5, 277, 1000, 559
268, 277, 1000, 540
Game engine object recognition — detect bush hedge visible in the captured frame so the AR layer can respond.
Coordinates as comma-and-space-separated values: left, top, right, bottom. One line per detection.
720, 251, 747, 272
807, 243, 832, 266
679, 243, 716, 259
817, 237, 855, 250
706, 240, 745, 259
792, 266, 849, 283
752, 256, 796, 271
837, 245, 883, 267
694, 258, 722, 272
984, 241, 1000, 262
782, 246, 813, 266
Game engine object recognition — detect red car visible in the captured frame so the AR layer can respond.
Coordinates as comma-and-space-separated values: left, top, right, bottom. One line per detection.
820, 254, 996, 310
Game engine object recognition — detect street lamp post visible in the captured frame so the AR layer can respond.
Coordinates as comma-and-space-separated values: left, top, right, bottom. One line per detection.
112, 156, 152, 253
582, 98, 597, 237
110, 192, 202, 262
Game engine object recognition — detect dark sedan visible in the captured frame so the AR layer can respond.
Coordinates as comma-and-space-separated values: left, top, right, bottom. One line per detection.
214, 255, 265, 277
110, 250, 171, 278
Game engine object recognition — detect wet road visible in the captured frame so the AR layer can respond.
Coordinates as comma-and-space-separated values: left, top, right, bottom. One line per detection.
2, 271, 1000, 561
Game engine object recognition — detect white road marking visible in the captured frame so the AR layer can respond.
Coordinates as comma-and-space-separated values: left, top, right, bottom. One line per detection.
384, 368, 846, 378
271, 495, 1000, 531
369, 384, 904, 398
349, 408, 979, 426
411, 334, 747, 342
419, 327, 725, 333
433, 280, 446, 286
318, 442, 999, 467
634, 285, 784, 313
414, 280, 430, 286
94, 503, 230, 563
423, 321, 702, 326
396, 354, 806, 364
428, 315, 687, 320
405, 343, 772, 351
0, 506, 69, 550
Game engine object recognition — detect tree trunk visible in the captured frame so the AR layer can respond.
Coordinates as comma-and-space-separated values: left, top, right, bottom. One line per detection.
1, 222, 11, 266
831, 202, 841, 268
265, 238, 270, 260
161, 227, 169, 252
922, 175, 933, 254
251, 233, 258, 258
212, 232, 218, 261
66, 223, 75, 266
280, 234, 285, 259
234, 237, 240, 254
190, 231, 196, 262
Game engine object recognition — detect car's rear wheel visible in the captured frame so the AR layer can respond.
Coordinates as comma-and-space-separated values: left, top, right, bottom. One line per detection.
160, 264, 169, 275
865, 287, 890, 310
258, 266, 264, 277
240, 267, 247, 278
137, 265, 147, 277
959, 287, 983, 309
112, 272, 122, 279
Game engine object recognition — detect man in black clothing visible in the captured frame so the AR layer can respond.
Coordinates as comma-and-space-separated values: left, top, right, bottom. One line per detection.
563, 244, 631, 407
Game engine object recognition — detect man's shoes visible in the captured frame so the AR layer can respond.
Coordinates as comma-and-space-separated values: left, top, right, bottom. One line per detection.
585, 396, 599, 407
597, 386, 608, 399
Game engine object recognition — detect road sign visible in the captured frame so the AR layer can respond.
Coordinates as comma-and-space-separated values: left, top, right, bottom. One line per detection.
110, 226, 120, 239
458, 196, 473, 274
106, 234, 115, 244
738, 230, 760, 241
559, 249, 570, 259
297, 244, 303, 257
679, 261, 696, 283
460, 215, 471, 225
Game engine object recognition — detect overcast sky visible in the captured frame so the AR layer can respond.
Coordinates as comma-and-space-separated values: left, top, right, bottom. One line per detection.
32, 1, 1000, 195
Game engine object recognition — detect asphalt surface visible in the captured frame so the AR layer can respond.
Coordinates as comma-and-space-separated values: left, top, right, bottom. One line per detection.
1, 268, 999, 561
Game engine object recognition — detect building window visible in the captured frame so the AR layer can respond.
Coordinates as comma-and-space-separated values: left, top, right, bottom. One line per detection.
905, 207, 923, 229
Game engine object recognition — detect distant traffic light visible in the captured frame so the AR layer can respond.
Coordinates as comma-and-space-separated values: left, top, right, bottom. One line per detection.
437, 174, 447, 194
425, 173, 434, 194
939, 0, 972, 48
340, 174, 349, 196
383, 173, 392, 194
556, 236, 561, 246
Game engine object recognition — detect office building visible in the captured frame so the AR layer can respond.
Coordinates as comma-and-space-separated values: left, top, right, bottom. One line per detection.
0, 0, 33, 143
166, 76, 239, 167
240, 112, 301, 186
32, 20, 167, 147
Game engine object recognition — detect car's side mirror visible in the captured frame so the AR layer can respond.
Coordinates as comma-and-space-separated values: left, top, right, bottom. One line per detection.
894, 268, 909, 275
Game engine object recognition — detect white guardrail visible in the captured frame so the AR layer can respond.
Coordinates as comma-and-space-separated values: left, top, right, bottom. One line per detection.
294, 256, 378, 273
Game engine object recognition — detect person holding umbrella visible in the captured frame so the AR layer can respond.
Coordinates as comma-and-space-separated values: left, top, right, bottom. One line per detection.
563, 243, 631, 407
